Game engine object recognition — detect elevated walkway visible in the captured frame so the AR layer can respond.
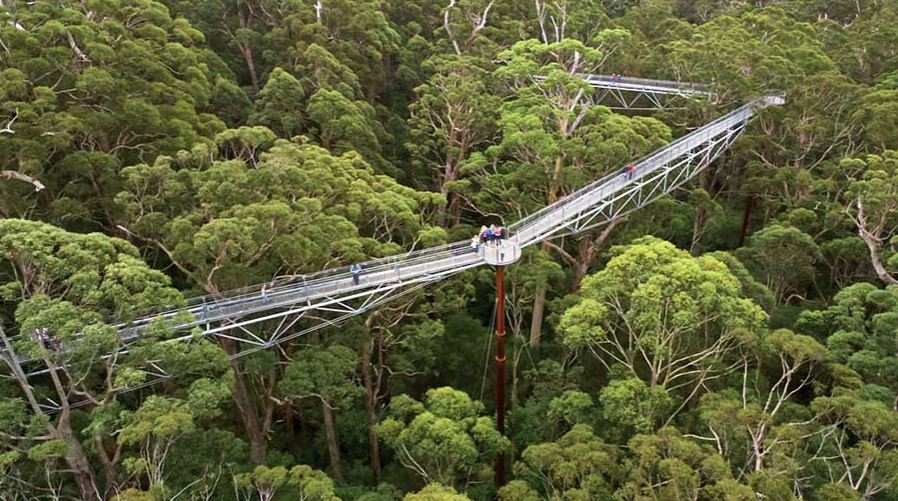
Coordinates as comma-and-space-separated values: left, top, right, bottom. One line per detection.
1, 77, 785, 411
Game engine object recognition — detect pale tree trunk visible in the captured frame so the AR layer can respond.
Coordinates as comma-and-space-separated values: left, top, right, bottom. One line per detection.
238, 43, 260, 91
236, 7, 259, 91
0, 170, 44, 191
439, 105, 469, 227
854, 200, 898, 285
221, 338, 271, 464
530, 154, 567, 347
320, 400, 343, 481
58, 410, 101, 501
750, 426, 765, 472
1, 326, 106, 500
529, 247, 548, 348
860, 229, 897, 285
690, 205, 705, 255
360, 330, 382, 483
44, 355, 101, 501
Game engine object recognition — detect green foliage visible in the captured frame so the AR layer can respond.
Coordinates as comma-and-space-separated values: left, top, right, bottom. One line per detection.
561, 237, 766, 425
233, 464, 340, 500
600, 378, 673, 435
736, 224, 822, 303
0, 0, 228, 226
620, 427, 738, 500
378, 387, 509, 488
117, 138, 443, 291
797, 283, 898, 388
513, 424, 618, 499
250, 67, 306, 138
279, 345, 361, 405
403, 483, 472, 501
6, 0, 898, 498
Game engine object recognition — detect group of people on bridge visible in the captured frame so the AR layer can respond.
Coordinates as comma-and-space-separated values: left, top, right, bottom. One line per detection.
471, 224, 506, 253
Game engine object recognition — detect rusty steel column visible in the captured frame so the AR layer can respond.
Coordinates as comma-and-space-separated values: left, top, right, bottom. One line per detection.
495, 265, 507, 487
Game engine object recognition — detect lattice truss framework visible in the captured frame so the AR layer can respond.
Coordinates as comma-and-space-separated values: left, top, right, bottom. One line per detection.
542, 73, 716, 111
0, 76, 783, 411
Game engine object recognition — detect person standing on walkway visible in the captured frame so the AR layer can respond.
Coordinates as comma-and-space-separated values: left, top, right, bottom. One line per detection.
626, 162, 636, 180
350, 264, 361, 285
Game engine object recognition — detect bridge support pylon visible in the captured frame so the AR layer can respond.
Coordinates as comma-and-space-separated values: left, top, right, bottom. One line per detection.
495, 264, 507, 487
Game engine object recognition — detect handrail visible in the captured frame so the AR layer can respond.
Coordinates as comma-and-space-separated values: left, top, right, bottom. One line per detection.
113, 96, 779, 338
2, 80, 784, 365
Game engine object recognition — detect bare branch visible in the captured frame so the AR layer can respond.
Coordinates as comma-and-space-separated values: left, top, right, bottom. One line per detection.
0, 108, 18, 134
0, 170, 45, 191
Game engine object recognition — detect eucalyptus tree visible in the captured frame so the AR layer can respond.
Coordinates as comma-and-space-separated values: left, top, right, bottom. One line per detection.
560, 237, 767, 425
501, 424, 618, 500
406, 55, 501, 225
618, 427, 756, 500
249, 68, 306, 138
695, 329, 826, 477
278, 345, 361, 481
233, 464, 340, 501
0, 0, 227, 228
377, 387, 509, 490
735, 224, 822, 303
796, 282, 898, 391
116, 129, 444, 464
662, 7, 863, 239
842, 151, 898, 285
812, 391, 898, 499
0, 219, 227, 500
479, 26, 669, 346
404, 483, 473, 501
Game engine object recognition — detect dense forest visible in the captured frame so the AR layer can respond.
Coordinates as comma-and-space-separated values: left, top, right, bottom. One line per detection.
2, 0, 898, 499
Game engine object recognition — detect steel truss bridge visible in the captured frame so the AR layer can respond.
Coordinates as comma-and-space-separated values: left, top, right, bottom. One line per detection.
536, 73, 714, 110
1, 75, 784, 412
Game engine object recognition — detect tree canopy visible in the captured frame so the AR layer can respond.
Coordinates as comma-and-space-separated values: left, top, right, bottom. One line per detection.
2, 0, 898, 499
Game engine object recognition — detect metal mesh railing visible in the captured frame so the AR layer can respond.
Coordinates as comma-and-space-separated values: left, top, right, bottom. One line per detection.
3, 80, 783, 363
113, 96, 779, 341
579, 73, 712, 95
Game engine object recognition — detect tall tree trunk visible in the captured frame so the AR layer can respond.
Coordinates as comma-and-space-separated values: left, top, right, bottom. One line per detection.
855, 201, 898, 285
860, 228, 898, 285
529, 281, 547, 347
221, 339, 269, 464
361, 334, 382, 483
2, 326, 101, 501
320, 400, 344, 481
442, 130, 464, 227
236, 6, 259, 91
94, 436, 120, 496
448, 192, 462, 227
41, 350, 101, 501
738, 195, 756, 247
238, 43, 259, 91
531, 154, 566, 347
690, 206, 705, 255
57, 411, 101, 501
282, 344, 296, 438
